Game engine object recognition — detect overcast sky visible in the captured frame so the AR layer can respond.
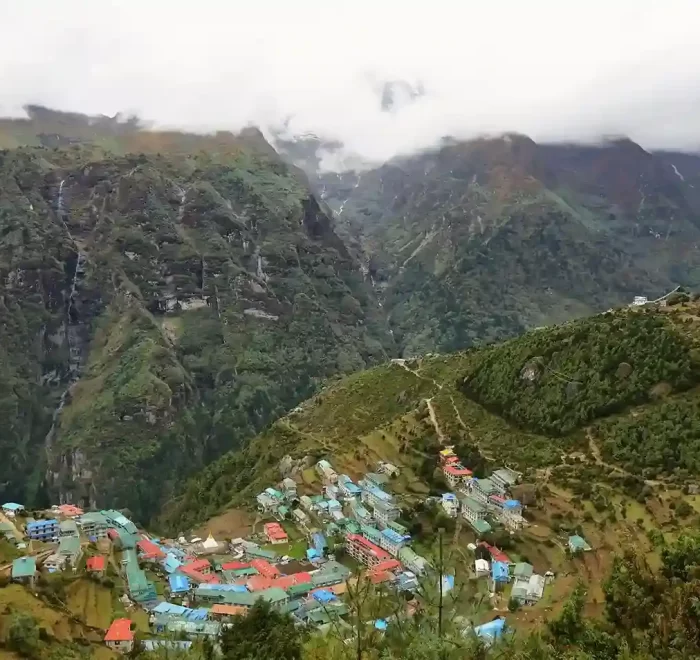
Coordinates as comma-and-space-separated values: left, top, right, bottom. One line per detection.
2, 0, 699, 165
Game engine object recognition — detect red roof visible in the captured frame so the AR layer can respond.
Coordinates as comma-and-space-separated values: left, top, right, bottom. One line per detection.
179, 565, 220, 584
346, 534, 391, 561
58, 504, 84, 517
371, 559, 401, 573
478, 542, 511, 564
247, 575, 274, 592
489, 495, 506, 504
250, 559, 280, 578
86, 556, 106, 572
137, 539, 165, 559
104, 618, 133, 642
107, 528, 119, 540
444, 465, 473, 476
263, 522, 288, 541
220, 561, 251, 571
184, 559, 211, 572
369, 570, 392, 584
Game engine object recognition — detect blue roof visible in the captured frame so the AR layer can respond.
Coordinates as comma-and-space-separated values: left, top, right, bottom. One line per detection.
169, 574, 190, 593
307, 548, 321, 561
441, 575, 455, 593
27, 519, 57, 528
492, 561, 509, 582
328, 499, 341, 509
312, 589, 336, 603
312, 533, 327, 551
2, 503, 24, 511
374, 619, 388, 631
368, 486, 391, 501
195, 583, 248, 592
474, 617, 506, 643
504, 500, 520, 509
162, 553, 182, 573
153, 602, 187, 615
381, 528, 404, 544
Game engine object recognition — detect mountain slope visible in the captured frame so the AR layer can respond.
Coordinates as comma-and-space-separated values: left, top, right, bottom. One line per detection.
164, 300, 700, 530
0, 108, 394, 521
283, 134, 700, 355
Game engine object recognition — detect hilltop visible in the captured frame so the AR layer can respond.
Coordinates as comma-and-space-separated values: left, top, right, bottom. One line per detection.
165, 300, 700, 621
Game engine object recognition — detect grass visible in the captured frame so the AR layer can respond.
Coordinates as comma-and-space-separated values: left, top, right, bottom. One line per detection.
66, 578, 114, 629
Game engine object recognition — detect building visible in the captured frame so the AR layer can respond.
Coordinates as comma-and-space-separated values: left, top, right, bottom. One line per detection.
311, 532, 328, 556
250, 558, 281, 578
0, 521, 16, 542
264, 522, 288, 545
87, 556, 106, 576
59, 518, 79, 538
364, 472, 389, 488
474, 558, 490, 577
377, 528, 406, 556
632, 295, 648, 306
349, 500, 373, 525
316, 460, 338, 484
461, 496, 487, 524
2, 502, 24, 517
491, 468, 519, 494
275, 505, 290, 522
345, 534, 391, 567
77, 512, 109, 539
377, 462, 400, 478
256, 492, 278, 513
338, 475, 362, 499
26, 518, 59, 542
299, 495, 314, 512
441, 493, 459, 517
473, 617, 506, 646
59, 535, 82, 569
292, 509, 310, 526
360, 482, 393, 510
398, 547, 429, 575
471, 519, 492, 535
471, 478, 499, 504
44, 553, 66, 572
325, 485, 340, 501
478, 542, 511, 564
491, 561, 510, 588
169, 574, 191, 595
138, 539, 166, 562
568, 535, 592, 553
104, 619, 134, 654
442, 463, 473, 489
372, 499, 400, 528
123, 548, 157, 602
56, 504, 83, 518
12, 557, 36, 584
281, 478, 297, 499
511, 573, 546, 605
500, 500, 525, 531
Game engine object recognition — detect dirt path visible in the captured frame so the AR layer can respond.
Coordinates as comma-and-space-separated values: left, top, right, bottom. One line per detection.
425, 398, 445, 443
586, 430, 661, 487
391, 358, 443, 390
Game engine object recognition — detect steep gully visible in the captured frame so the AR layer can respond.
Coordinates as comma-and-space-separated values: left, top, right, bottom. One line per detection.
43, 179, 87, 500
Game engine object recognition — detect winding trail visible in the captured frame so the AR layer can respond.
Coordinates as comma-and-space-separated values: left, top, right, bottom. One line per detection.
425, 398, 445, 443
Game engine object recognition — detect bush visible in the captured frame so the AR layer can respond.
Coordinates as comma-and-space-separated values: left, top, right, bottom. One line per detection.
508, 597, 521, 612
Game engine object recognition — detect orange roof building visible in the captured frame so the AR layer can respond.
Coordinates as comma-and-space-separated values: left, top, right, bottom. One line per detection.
263, 522, 288, 544
250, 559, 280, 579
86, 556, 106, 572
104, 619, 134, 652
210, 604, 249, 618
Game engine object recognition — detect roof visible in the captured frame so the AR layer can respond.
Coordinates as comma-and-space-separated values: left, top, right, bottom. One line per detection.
57, 504, 84, 517
372, 559, 401, 573
264, 522, 288, 541
178, 565, 219, 584
491, 561, 509, 582
513, 562, 533, 579
504, 499, 521, 509
474, 617, 506, 643
444, 465, 473, 476
211, 604, 249, 617
2, 503, 24, 511
257, 587, 288, 604
58, 535, 81, 556
462, 496, 486, 513
138, 539, 166, 559
104, 619, 133, 642
185, 559, 211, 572
86, 556, 106, 572
142, 641, 192, 652
220, 560, 250, 571
245, 547, 277, 560
169, 574, 191, 593
12, 557, 36, 578
59, 519, 78, 532
569, 535, 592, 551
27, 518, 58, 529
471, 519, 492, 534
478, 542, 511, 564
365, 472, 389, 485
474, 478, 498, 494
475, 558, 490, 572
312, 589, 336, 603
493, 468, 519, 484
346, 534, 391, 561
250, 559, 280, 578
162, 553, 183, 573
381, 528, 404, 544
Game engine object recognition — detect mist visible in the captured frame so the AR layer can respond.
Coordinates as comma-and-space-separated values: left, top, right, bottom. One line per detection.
2, 0, 700, 168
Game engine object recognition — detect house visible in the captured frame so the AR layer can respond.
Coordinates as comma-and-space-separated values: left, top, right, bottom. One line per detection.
2, 502, 24, 517
442, 463, 473, 489
478, 542, 511, 564
316, 460, 338, 484
372, 499, 400, 528
387, 520, 409, 537
377, 528, 406, 556
441, 493, 459, 517
26, 518, 59, 542
281, 478, 297, 499
162, 553, 183, 574
472, 478, 499, 503
299, 495, 314, 512
491, 561, 510, 587
104, 619, 134, 654
325, 485, 340, 501
377, 462, 400, 478
568, 535, 592, 553
311, 532, 328, 556
264, 522, 288, 545
360, 482, 393, 510
12, 557, 36, 584
365, 472, 390, 488
58, 518, 78, 538
345, 534, 391, 567
471, 519, 492, 535
142, 641, 193, 653
398, 547, 429, 575
513, 562, 533, 580
250, 559, 281, 578
338, 475, 362, 499
0, 521, 16, 542
491, 468, 520, 494
124, 548, 158, 601
511, 573, 546, 605
500, 500, 525, 531
274, 505, 290, 522
461, 496, 487, 524
56, 504, 84, 518
632, 295, 648, 306
209, 604, 249, 620
138, 539, 166, 562
58, 535, 82, 569
87, 556, 106, 576
292, 509, 310, 526
311, 560, 351, 587
473, 617, 506, 646
256, 492, 278, 513
330, 509, 345, 523
169, 574, 191, 594
349, 500, 373, 525
44, 553, 66, 572
245, 547, 278, 561
77, 512, 109, 539
474, 558, 490, 577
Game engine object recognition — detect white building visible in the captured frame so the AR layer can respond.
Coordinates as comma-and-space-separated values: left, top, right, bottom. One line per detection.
471, 478, 499, 504
316, 460, 338, 484
461, 496, 487, 524
44, 553, 67, 572
491, 468, 519, 494
292, 509, 310, 526
632, 296, 648, 306
373, 499, 400, 529
441, 494, 459, 518
474, 558, 490, 577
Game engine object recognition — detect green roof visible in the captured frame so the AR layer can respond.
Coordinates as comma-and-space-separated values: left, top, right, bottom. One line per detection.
256, 587, 288, 605
123, 548, 156, 601
475, 478, 498, 494
287, 583, 313, 598
58, 535, 81, 556
470, 519, 492, 534
513, 562, 533, 579
200, 590, 256, 606
277, 505, 290, 517
12, 557, 36, 578
59, 519, 78, 532
569, 535, 592, 551
226, 567, 258, 578
360, 524, 382, 544
245, 547, 277, 560
366, 473, 389, 486
461, 496, 485, 514
79, 512, 108, 524
388, 520, 408, 536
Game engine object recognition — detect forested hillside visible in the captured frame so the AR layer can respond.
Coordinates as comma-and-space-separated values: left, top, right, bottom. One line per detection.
0, 108, 393, 522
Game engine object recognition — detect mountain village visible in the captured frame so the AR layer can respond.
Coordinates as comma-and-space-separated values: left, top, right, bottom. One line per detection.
0, 444, 594, 653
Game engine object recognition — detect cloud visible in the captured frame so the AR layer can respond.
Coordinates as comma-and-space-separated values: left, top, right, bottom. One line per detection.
1, 0, 699, 167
